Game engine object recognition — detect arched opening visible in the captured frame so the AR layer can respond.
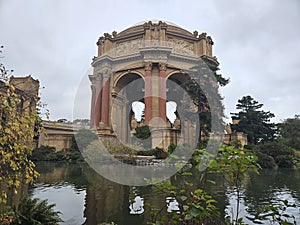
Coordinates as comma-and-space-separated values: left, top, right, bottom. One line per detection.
166, 73, 198, 146
111, 73, 145, 144
131, 101, 145, 122
166, 101, 177, 124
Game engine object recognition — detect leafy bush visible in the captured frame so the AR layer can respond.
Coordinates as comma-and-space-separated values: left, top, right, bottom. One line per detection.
133, 125, 151, 149
255, 151, 277, 169
153, 147, 168, 159
254, 142, 296, 168
275, 155, 295, 168
12, 198, 62, 225
136, 147, 168, 159
30, 146, 57, 161
136, 149, 156, 156
30, 145, 84, 162
167, 143, 177, 154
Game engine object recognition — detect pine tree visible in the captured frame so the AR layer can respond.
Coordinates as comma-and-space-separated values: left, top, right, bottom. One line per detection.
231, 95, 277, 145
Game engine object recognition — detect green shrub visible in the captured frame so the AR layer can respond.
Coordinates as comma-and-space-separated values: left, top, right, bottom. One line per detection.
255, 151, 277, 169
12, 198, 62, 225
136, 147, 168, 159
168, 143, 177, 154
254, 142, 296, 168
136, 149, 156, 156
30, 146, 56, 161
275, 155, 295, 168
154, 147, 168, 159
133, 125, 151, 149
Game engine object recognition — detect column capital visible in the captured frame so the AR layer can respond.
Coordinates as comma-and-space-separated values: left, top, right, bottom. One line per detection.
159, 62, 167, 71
95, 74, 102, 81
144, 61, 152, 71
101, 68, 112, 78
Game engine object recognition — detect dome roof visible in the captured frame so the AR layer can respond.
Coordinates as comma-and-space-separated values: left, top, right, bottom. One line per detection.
116, 20, 195, 39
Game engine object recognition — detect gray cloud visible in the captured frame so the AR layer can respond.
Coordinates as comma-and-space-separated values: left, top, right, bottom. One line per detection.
1, 0, 299, 122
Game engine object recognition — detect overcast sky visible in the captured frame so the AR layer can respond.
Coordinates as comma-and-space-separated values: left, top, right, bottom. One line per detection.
1, 0, 299, 123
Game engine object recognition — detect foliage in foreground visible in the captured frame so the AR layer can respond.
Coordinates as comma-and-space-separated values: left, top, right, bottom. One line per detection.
0, 62, 39, 204
147, 146, 298, 225
1, 198, 62, 225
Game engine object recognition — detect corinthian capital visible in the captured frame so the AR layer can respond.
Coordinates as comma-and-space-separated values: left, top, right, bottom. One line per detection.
144, 61, 152, 71
159, 62, 167, 71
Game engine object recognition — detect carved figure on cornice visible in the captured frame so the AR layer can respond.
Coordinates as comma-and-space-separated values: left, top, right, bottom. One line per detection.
198, 32, 207, 39
97, 36, 105, 46
207, 36, 214, 45
112, 31, 117, 38
104, 33, 112, 38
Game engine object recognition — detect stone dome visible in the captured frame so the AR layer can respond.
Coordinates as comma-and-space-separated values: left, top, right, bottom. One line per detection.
116, 20, 195, 39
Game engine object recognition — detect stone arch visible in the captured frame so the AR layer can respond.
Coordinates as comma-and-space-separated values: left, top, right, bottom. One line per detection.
111, 72, 145, 144
113, 71, 145, 93
166, 72, 198, 146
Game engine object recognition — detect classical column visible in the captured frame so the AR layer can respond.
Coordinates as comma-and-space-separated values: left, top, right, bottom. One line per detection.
94, 76, 102, 128
159, 63, 167, 122
144, 62, 152, 124
101, 75, 110, 126
90, 84, 96, 128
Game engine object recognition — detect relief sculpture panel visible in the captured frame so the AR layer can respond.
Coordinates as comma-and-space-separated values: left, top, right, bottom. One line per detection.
166, 37, 194, 56
116, 39, 143, 57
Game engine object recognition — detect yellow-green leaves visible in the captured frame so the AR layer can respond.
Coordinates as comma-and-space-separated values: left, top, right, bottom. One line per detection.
0, 63, 40, 204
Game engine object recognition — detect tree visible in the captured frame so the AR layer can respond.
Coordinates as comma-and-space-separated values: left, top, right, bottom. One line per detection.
181, 59, 229, 147
133, 125, 151, 149
0, 61, 39, 204
231, 96, 277, 145
73, 118, 90, 126
278, 115, 300, 150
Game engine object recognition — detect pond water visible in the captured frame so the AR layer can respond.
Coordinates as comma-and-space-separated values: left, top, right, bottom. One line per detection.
28, 162, 300, 225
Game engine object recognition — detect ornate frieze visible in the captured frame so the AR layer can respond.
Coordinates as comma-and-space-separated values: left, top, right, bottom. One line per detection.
115, 39, 143, 57
166, 37, 194, 56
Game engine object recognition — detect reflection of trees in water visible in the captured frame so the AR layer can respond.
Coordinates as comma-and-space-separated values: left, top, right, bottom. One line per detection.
33, 162, 87, 191
83, 166, 145, 225
30, 163, 300, 224
243, 169, 300, 218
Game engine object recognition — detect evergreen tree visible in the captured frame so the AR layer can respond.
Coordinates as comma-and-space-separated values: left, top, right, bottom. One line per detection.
278, 115, 300, 150
231, 95, 277, 144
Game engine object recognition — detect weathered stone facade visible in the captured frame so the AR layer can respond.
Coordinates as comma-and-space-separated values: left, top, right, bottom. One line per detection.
0, 75, 40, 147
89, 21, 219, 149
38, 121, 88, 151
